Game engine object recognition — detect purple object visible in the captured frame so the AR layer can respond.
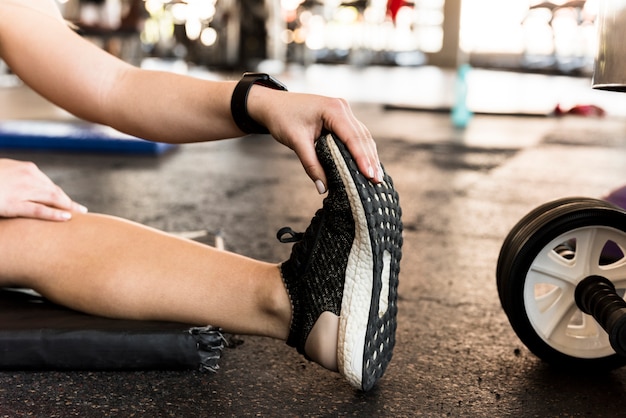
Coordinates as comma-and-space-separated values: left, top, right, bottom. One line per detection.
604, 185, 626, 210
601, 185, 626, 261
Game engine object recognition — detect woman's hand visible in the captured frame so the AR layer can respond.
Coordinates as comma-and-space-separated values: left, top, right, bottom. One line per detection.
247, 87, 383, 194
0, 159, 87, 221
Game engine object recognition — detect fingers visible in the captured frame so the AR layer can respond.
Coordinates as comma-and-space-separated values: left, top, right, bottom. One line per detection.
322, 98, 382, 183
8, 184, 87, 221
268, 94, 382, 194
12, 200, 73, 222
69, 200, 89, 215
240, 88, 382, 193
23, 166, 88, 219
341, 120, 382, 183
291, 139, 328, 194
0, 159, 88, 221
29, 184, 88, 221
46, 183, 87, 214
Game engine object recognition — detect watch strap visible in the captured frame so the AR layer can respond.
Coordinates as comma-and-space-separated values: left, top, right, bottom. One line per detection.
230, 72, 288, 135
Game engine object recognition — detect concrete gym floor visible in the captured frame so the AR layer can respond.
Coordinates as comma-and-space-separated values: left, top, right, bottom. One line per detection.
1, 65, 626, 416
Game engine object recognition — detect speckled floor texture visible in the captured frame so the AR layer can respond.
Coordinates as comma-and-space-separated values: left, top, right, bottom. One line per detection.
1, 66, 626, 416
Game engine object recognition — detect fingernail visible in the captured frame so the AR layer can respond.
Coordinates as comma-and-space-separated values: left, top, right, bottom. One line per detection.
61, 212, 72, 220
377, 166, 384, 183
78, 204, 88, 213
315, 179, 327, 194
367, 166, 375, 179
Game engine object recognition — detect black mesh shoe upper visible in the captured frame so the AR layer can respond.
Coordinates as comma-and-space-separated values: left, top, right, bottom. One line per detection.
279, 135, 355, 354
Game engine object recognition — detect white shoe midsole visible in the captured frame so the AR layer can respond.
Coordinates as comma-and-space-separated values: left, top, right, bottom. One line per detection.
327, 134, 374, 389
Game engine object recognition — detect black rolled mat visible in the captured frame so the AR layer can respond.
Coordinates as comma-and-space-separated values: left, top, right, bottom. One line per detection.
0, 288, 225, 371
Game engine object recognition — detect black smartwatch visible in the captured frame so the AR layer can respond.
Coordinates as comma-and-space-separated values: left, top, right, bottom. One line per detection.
230, 72, 288, 134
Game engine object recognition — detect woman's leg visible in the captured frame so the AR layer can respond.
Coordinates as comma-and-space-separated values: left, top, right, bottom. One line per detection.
0, 134, 402, 391
0, 213, 292, 339
0, 213, 339, 370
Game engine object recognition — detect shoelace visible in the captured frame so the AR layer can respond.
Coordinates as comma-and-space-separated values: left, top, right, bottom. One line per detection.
276, 205, 326, 243
276, 227, 304, 243
276, 208, 326, 271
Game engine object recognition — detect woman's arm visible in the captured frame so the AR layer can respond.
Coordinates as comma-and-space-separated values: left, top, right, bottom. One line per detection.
0, 0, 382, 189
0, 0, 239, 142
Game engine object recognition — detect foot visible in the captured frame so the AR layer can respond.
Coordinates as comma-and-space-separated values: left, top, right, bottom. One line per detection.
278, 133, 403, 391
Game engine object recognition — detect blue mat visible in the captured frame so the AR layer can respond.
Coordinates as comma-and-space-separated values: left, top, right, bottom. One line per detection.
0, 120, 176, 154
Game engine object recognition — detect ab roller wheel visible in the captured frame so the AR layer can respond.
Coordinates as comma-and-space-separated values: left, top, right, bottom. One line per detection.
497, 197, 626, 371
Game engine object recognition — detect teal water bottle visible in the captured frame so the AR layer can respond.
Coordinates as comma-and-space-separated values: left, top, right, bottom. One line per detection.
451, 63, 473, 129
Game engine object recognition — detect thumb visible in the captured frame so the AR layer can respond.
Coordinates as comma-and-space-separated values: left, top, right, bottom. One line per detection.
293, 142, 328, 195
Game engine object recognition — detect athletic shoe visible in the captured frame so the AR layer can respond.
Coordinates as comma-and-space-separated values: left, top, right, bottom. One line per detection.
278, 132, 403, 391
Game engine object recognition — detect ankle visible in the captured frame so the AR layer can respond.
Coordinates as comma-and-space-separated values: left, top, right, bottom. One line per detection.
259, 264, 293, 340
